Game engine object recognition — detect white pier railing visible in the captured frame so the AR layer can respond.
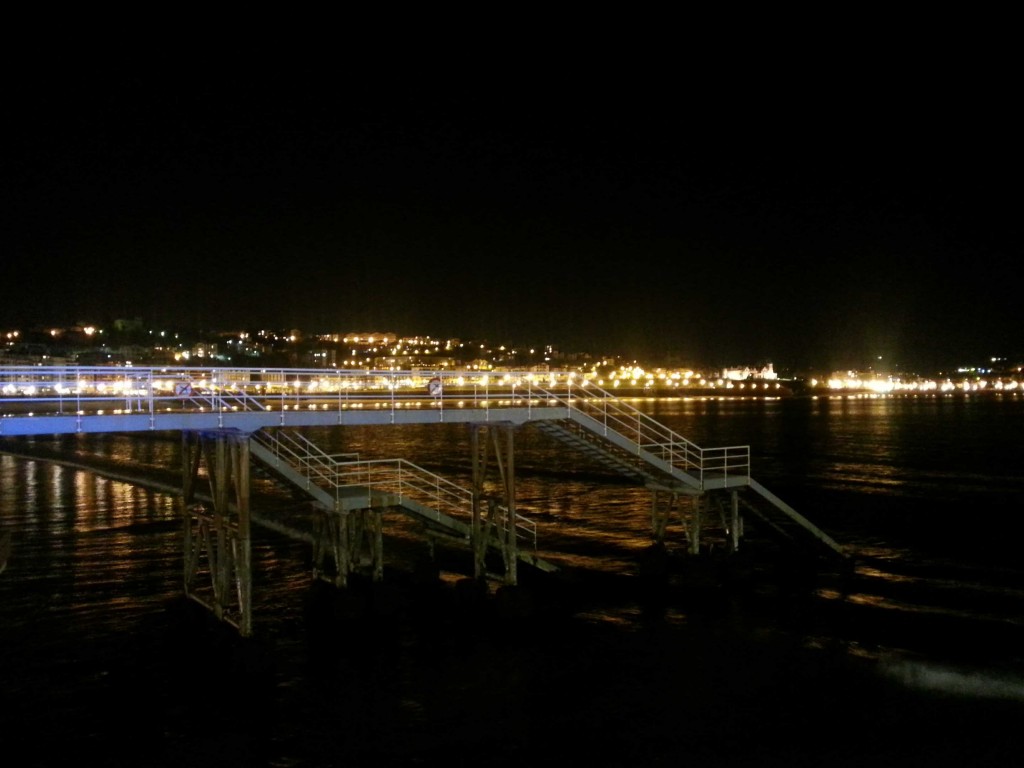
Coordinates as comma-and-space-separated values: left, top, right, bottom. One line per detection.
0, 365, 749, 488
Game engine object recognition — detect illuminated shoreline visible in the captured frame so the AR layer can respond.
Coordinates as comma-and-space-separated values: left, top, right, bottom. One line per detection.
597, 384, 1023, 400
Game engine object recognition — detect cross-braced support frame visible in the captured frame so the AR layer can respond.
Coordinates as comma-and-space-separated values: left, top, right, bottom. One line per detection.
312, 505, 385, 587
469, 422, 518, 585
651, 489, 743, 555
181, 429, 253, 636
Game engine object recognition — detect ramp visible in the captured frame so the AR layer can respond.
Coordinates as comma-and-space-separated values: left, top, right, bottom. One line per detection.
741, 479, 846, 558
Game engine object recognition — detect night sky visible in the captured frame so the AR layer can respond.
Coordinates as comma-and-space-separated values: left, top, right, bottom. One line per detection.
3, 44, 1019, 372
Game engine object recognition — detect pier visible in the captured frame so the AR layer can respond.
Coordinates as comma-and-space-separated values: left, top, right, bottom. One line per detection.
0, 365, 845, 635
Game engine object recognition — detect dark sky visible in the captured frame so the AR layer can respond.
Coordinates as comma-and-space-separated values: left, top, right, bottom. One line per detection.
3, 43, 1019, 372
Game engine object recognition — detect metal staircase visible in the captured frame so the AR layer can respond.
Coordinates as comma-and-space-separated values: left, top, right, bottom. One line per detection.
248, 428, 556, 575
528, 383, 845, 559
533, 419, 686, 488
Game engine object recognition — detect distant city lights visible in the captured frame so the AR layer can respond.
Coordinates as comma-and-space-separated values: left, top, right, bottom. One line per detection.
2, 323, 1022, 396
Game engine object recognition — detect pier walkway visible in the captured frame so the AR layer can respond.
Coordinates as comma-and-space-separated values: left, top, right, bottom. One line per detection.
1, 365, 844, 635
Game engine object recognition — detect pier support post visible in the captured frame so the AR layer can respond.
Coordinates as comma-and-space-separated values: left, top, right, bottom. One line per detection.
687, 495, 704, 555
651, 490, 681, 544
181, 429, 253, 636
469, 422, 518, 585
651, 488, 707, 554
313, 506, 386, 587
730, 490, 741, 552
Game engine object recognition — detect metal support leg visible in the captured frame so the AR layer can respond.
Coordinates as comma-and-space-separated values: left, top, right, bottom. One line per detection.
469, 422, 518, 585
652, 490, 675, 544
689, 495, 703, 555
730, 490, 741, 553
313, 508, 347, 587
180, 429, 253, 636
500, 424, 517, 586
313, 507, 386, 587
470, 424, 485, 580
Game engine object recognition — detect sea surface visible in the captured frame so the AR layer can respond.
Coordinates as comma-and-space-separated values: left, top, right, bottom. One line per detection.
2, 392, 1024, 767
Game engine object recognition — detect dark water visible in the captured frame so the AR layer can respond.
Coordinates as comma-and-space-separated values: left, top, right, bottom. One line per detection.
2, 393, 1024, 767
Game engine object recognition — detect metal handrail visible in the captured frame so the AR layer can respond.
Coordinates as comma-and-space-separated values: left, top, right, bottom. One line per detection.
1, 365, 750, 484
524, 379, 750, 486
251, 428, 472, 522
492, 503, 538, 549
250, 428, 543, 548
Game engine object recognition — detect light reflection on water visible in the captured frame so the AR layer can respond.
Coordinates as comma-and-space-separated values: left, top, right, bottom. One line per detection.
2, 397, 1024, 618
2, 396, 1024, 764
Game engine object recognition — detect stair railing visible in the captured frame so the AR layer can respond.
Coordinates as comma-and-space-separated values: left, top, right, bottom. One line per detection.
526, 379, 751, 487
251, 429, 537, 546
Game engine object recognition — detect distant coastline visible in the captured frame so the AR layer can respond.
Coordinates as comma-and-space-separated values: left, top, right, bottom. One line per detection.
600, 383, 1023, 400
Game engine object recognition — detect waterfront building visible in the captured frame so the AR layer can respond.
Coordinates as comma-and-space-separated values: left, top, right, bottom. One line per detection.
721, 363, 778, 381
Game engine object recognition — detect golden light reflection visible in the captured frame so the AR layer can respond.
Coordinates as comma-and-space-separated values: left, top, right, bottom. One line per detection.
854, 565, 921, 584
845, 592, 893, 608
